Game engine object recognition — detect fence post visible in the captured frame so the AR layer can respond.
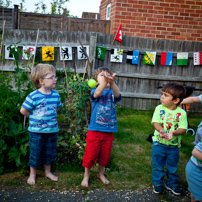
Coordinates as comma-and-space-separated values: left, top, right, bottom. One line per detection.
61, 9, 67, 31
12, 5, 18, 29
67, 17, 71, 31
88, 32, 97, 77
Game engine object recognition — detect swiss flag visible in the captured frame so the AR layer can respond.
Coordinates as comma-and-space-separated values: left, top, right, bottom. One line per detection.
115, 25, 122, 44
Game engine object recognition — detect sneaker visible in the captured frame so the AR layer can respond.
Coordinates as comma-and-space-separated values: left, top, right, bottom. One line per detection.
153, 185, 163, 194
165, 184, 182, 195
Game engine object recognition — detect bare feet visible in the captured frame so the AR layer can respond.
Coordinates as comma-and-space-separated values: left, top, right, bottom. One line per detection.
81, 168, 90, 187
27, 175, 36, 185
45, 172, 58, 182
98, 174, 110, 184
81, 176, 89, 187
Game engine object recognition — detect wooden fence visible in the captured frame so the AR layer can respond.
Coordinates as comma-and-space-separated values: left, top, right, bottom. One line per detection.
2, 29, 202, 112
0, 6, 110, 33
95, 34, 202, 112
0, 8, 13, 29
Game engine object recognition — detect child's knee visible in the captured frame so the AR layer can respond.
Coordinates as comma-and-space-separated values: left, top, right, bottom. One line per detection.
82, 159, 95, 169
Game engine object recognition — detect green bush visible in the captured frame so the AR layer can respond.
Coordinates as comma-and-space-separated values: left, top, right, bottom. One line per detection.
0, 40, 34, 173
0, 70, 33, 173
56, 73, 90, 166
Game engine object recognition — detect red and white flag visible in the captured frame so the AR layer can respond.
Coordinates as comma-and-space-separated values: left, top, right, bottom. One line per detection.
194, 52, 202, 65
115, 24, 122, 44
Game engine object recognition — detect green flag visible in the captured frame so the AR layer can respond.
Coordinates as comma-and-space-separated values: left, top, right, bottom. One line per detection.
143, 52, 156, 65
95, 46, 106, 60
177, 52, 188, 65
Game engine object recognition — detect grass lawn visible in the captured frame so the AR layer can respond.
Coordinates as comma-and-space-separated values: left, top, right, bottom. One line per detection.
0, 106, 199, 192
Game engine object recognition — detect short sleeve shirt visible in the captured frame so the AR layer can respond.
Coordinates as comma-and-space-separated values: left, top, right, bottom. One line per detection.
191, 139, 202, 168
190, 94, 202, 167
21, 89, 62, 133
152, 104, 188, 147
199, 94, 202, 103
88, 88, 122, 132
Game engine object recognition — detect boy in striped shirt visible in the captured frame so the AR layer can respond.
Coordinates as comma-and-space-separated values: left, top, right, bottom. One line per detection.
20, 64, 62, 185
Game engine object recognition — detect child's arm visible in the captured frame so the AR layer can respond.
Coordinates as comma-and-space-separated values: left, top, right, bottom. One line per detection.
20, 107, 30, 118
192, 148, 202, 161
110, 73, 120, 98
181, 96, 200, 104
94, 75, 108, 98
153, 122, 167, 138
166, 128, 186, 141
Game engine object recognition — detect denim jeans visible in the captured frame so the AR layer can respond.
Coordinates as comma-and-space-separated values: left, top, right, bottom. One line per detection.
29, 132, 57, 168
152, 142, 179, 188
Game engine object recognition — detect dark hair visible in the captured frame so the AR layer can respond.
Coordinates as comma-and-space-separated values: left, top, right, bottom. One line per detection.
93, 66, 113, 82
162, 82, 186, 106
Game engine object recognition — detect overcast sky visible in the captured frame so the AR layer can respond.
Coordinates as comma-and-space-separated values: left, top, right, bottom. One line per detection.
10, 0, 101, 17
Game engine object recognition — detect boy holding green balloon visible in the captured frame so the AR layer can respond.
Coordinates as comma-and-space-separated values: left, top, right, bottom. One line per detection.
81, 67, 122, 187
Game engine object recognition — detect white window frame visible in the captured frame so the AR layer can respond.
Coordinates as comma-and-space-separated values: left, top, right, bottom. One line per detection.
106, 3, 111, 20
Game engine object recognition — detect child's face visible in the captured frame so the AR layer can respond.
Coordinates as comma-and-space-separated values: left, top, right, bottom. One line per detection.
41, 71, 57, 89
97, 70, 111, 89
160, 91, 176, 109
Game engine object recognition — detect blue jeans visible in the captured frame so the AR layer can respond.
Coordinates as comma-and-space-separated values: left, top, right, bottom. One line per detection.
152, 142, 179, 188
29, 132, 57, 168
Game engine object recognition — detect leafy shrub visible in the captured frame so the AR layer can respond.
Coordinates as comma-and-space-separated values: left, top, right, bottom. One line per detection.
56, 73, 90, 165
0, 41, 34, 173
0, 69, 33, 173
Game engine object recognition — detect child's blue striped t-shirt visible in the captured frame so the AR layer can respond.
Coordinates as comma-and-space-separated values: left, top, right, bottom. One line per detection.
22, 89, 62, 133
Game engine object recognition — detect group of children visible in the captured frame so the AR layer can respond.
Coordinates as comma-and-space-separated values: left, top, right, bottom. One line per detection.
20, 64, 202, 202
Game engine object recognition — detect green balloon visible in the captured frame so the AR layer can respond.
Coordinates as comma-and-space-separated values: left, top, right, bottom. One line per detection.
87, 79, 97, 88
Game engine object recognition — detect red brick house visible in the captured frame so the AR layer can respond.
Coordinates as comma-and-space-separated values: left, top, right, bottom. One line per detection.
99, 0, 202, 42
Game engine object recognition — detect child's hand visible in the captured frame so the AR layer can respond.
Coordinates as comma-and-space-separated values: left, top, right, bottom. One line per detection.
165, 131, 174, 141
111, 73, 116, 83
103, 71, 116, 84
103, 71, 112, 81
160, 130, 167, 138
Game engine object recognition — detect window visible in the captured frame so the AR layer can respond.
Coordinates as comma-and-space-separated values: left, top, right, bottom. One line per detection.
106, 3, 111, 20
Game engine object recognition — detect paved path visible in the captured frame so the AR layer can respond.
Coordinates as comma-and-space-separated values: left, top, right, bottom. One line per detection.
0, 188, 191, 202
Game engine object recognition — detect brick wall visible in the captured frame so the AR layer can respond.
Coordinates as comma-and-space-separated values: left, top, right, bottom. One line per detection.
99, 0, 202, 42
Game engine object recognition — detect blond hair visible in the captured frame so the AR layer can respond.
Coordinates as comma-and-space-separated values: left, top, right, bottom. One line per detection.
31, 64, 56, 89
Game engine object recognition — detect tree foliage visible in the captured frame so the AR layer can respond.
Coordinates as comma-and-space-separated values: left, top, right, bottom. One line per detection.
34, 0, 71, 15
0, 0, 12, 8
1, 0, 76, 17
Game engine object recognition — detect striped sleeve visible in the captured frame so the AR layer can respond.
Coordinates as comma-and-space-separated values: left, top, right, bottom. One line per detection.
199, 94, 202, 103
195, 139, 202, 153
21, 94, 34, 110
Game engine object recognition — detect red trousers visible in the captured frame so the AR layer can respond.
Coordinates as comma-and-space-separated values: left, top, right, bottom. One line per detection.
82, 130, 114, 169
